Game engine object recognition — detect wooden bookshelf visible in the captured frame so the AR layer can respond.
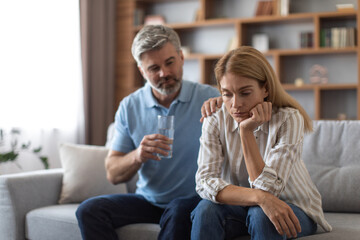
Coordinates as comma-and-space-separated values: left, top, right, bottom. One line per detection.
116, 0, 360, 120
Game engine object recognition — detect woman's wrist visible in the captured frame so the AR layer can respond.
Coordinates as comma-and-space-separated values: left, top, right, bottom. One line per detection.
239, 126, 255, 138
254, 189, 267, 205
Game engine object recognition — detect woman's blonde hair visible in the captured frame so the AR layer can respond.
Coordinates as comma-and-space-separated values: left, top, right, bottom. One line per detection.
214, 46, 312, 132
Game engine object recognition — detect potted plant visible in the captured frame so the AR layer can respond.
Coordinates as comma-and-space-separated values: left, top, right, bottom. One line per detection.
0, 128, 49, 170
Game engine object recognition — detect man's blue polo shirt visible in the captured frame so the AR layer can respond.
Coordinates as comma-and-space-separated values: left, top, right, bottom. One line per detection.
111, 80, 219, 208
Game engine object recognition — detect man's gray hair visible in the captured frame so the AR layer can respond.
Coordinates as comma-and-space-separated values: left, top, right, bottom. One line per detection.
131, 25, 182, 66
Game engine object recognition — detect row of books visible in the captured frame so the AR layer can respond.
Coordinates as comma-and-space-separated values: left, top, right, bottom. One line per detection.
320, 27, 356, 48
255, 0, 290, 16
255, 1, 273, 16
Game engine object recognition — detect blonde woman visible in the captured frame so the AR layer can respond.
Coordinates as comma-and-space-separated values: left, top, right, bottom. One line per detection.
191, 46, 332, 240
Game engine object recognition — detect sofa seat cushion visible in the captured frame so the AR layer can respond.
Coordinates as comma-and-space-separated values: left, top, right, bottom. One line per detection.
24, 203, 360, 240
26, 204, 81, 240
25, 204, 161, 240
301, 212, 360, 240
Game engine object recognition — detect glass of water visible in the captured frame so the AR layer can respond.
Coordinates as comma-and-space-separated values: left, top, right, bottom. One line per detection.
157, 115, 174, 158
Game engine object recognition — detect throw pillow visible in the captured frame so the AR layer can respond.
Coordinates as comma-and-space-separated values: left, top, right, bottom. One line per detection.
58, 143, 127, 204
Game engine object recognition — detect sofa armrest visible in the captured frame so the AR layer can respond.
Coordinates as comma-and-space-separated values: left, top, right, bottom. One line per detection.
0, 168, 63, 240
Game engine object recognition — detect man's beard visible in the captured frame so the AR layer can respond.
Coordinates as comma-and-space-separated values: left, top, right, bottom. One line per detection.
148, 77, 182, 96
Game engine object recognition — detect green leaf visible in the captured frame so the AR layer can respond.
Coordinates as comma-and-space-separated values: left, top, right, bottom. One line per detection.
0, 151, 19, 162
39, 156, 49, 169
21, 141, 31, 149
33, 147, 42, 153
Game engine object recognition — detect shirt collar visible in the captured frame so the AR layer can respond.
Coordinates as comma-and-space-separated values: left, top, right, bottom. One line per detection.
144, 80, 191, 108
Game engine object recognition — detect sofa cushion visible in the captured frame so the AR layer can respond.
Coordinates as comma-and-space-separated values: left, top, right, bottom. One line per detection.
58, 143, 127, 204
26, 204, 162, 240
302, 121, 360, 212
26, 204, 82, 240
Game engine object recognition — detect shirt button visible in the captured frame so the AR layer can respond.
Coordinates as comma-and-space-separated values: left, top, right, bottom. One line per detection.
276, 178, 282, 185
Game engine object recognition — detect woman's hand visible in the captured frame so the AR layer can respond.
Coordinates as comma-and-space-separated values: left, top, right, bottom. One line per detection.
200, 97, 223, 122
258, 190, 301, 239
239, 102, 272, 131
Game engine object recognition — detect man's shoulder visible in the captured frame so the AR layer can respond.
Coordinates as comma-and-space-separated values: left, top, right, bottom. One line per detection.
120, 86, 147, 105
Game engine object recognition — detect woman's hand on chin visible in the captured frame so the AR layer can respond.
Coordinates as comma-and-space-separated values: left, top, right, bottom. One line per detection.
239, 102, 272, 131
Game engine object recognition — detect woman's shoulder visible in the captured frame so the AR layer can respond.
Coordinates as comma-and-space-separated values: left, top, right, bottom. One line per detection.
271, 107, 304, 127
203, 104, 232, 129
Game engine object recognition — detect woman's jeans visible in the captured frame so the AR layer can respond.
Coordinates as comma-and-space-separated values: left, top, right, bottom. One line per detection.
191, 199, 317, 240
76, 193, 201, 240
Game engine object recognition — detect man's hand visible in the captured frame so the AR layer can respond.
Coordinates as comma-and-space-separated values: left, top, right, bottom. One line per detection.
200, 97, 223, 122
258, 190, 301, 239
239, 102, 272, 131
134, 134, 171, 163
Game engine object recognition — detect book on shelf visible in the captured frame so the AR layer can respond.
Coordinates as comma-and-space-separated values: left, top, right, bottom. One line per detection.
300, 32, 313, 48
255, 1, 273, 16
320, 27, 356, 48
134, 8, 144, 26
275, 0, 289, 16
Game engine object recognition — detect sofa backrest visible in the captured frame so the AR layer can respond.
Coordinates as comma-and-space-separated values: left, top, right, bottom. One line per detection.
107, 120, 360, 212
302, 120, 360, 213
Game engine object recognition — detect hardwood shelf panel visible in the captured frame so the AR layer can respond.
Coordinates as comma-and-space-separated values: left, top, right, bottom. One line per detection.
266, 47, 358, 56
185, 53, 223, 60
187, 47, 358, 61
134, 11, 357, 32
318, 83, 358, 90
136, 0, 196, 2
283, 84, 318, 90
283, 83, 358, 91
240, 11, 357, 24
134, 19, 236, 32
317, 11, 357, 19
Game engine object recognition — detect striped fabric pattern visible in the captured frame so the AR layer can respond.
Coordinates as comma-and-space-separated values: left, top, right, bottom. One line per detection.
196, 105, 332, 232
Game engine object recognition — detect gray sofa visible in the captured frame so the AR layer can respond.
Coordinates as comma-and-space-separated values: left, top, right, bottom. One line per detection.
1, 120, 360, 240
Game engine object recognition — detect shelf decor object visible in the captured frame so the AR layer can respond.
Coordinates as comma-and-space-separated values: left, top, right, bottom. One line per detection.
309, 65, 328, 84
252, 33, 269, 52
144, 15, 165, 26
336, 3, 355, 12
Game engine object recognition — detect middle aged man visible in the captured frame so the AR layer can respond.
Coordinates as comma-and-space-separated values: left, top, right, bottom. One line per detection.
76, 25, 221, 240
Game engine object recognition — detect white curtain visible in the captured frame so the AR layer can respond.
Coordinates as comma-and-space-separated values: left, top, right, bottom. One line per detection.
0, 0, 84, 174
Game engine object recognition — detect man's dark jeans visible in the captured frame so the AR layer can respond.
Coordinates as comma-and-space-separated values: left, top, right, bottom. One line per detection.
76, 193, 201, 240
